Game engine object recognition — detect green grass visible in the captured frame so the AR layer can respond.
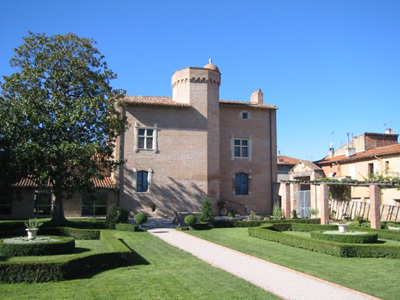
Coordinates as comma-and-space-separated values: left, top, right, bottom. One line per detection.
0, 231, 279, 300
189, 228, 400, 300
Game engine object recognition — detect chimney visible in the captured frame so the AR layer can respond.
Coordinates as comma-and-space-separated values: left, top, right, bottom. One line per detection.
251, 89, 263, 104
386, 128, 394, 134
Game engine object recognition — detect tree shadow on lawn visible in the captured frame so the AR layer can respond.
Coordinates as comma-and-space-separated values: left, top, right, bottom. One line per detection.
72, 238, 149, 280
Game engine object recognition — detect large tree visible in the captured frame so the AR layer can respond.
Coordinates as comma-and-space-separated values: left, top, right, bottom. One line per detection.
0, 32, 128, 224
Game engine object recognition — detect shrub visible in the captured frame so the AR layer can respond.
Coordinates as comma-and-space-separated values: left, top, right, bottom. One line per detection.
134, 213, 148, 228
272, 204, 282, 219
249, 210, 259, 221
107, 204, 131, 229
184, 214, 197, 229
0, 230, 132, 283
228, 210, 238, 218
248, 224, 400, 258
0, 236, 75, 256
311, 231, 378, 244
115, 223, 139, 232
199, 197, 214, 224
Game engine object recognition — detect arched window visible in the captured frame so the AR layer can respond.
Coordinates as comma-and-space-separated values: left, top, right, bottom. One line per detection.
137, 171, 149, 192
235, 173, 249, 195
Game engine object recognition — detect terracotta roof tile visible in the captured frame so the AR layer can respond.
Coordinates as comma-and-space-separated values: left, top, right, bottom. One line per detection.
318, 143, 400, 165
121, 96, 277, 110
13, 177, 117, 190
121, 96, 190, 107
278, 155, 301, 165
220, 100, 277, 110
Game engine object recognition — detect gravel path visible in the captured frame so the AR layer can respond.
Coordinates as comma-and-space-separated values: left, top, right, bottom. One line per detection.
148, 228, 381, 300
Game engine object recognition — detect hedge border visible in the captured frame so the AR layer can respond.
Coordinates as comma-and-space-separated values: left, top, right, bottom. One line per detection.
212, 218, 321, 228
248, 224, 400, 258
0, 236, 75, 256
310, 231, 378, 244
0, 230, 132, 283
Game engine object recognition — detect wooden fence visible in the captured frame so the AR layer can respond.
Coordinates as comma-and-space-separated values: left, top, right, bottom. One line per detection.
329, 199, 400, 222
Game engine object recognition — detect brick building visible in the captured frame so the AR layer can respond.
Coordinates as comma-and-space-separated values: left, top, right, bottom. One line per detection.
115, 61, 278, 217
1, 61, 278, 219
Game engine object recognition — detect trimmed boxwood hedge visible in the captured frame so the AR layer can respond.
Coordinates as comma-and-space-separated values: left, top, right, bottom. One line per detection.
248, 224, 400, 258
115, 223, 139, 232
212, 218, 321, 228
0, 236, 75, 256
0, 230, 132, 283
311, 231, 378, 244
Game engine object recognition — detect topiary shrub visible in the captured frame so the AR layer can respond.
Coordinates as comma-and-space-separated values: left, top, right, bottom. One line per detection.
184, 215, 197, 230
107, 204, 131, 229
134, 213, 148, 228
199, 197, 214, 224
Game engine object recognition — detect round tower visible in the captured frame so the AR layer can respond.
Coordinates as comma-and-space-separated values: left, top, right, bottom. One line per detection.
171, 60, 222, 208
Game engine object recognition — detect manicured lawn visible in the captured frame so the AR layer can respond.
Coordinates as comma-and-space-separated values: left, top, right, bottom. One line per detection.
0, 231, 279, 300
189, 228, 400, 300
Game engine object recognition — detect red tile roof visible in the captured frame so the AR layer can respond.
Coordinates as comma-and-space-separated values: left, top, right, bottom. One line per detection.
121, 96, 190, 107
318, 143, 400, 165
13, 176, 117, 189
278, 155, 301, 165
121, 95, 277, 110
220, 100, 277, 110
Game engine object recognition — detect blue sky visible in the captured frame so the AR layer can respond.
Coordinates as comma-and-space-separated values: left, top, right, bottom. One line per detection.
1, 0, 399, 161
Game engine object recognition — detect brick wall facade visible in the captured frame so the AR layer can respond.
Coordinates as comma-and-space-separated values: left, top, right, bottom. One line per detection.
117, 63, 277, 217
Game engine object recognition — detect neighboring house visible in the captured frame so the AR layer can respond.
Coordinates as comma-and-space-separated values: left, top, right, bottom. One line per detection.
1, 172, 118, 219
282, 160, 324, 217
277, 154, 300, 182
317, 131, 400, 207
115, 61, 278, 217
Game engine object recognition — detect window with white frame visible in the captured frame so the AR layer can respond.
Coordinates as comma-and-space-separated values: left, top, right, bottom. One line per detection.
133, 168, 153, 193
233, 138, 250, 158
135, 123, 158, 152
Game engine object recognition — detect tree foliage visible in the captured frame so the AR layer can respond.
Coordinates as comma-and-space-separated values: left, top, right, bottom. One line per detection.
199, 197, 214, 224
0, 32, 128, 223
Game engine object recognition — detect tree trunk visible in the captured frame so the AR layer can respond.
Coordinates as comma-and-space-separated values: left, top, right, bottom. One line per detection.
51, 189, 67, 225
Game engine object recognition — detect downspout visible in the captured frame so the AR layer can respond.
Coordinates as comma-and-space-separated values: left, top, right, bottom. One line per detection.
269, 109, 274, 208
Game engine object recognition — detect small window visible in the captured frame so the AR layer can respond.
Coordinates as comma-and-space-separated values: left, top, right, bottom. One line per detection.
234, 139, 249, 158
235, 173, 249, 195
137, 171, 149, 192
82, 191, 107, 216
241, 112, 249, 119
368, 163, 374, 176
385, 161, 390, 173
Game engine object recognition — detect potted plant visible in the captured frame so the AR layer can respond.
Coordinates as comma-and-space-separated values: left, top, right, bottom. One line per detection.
24, 218, 43, 240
